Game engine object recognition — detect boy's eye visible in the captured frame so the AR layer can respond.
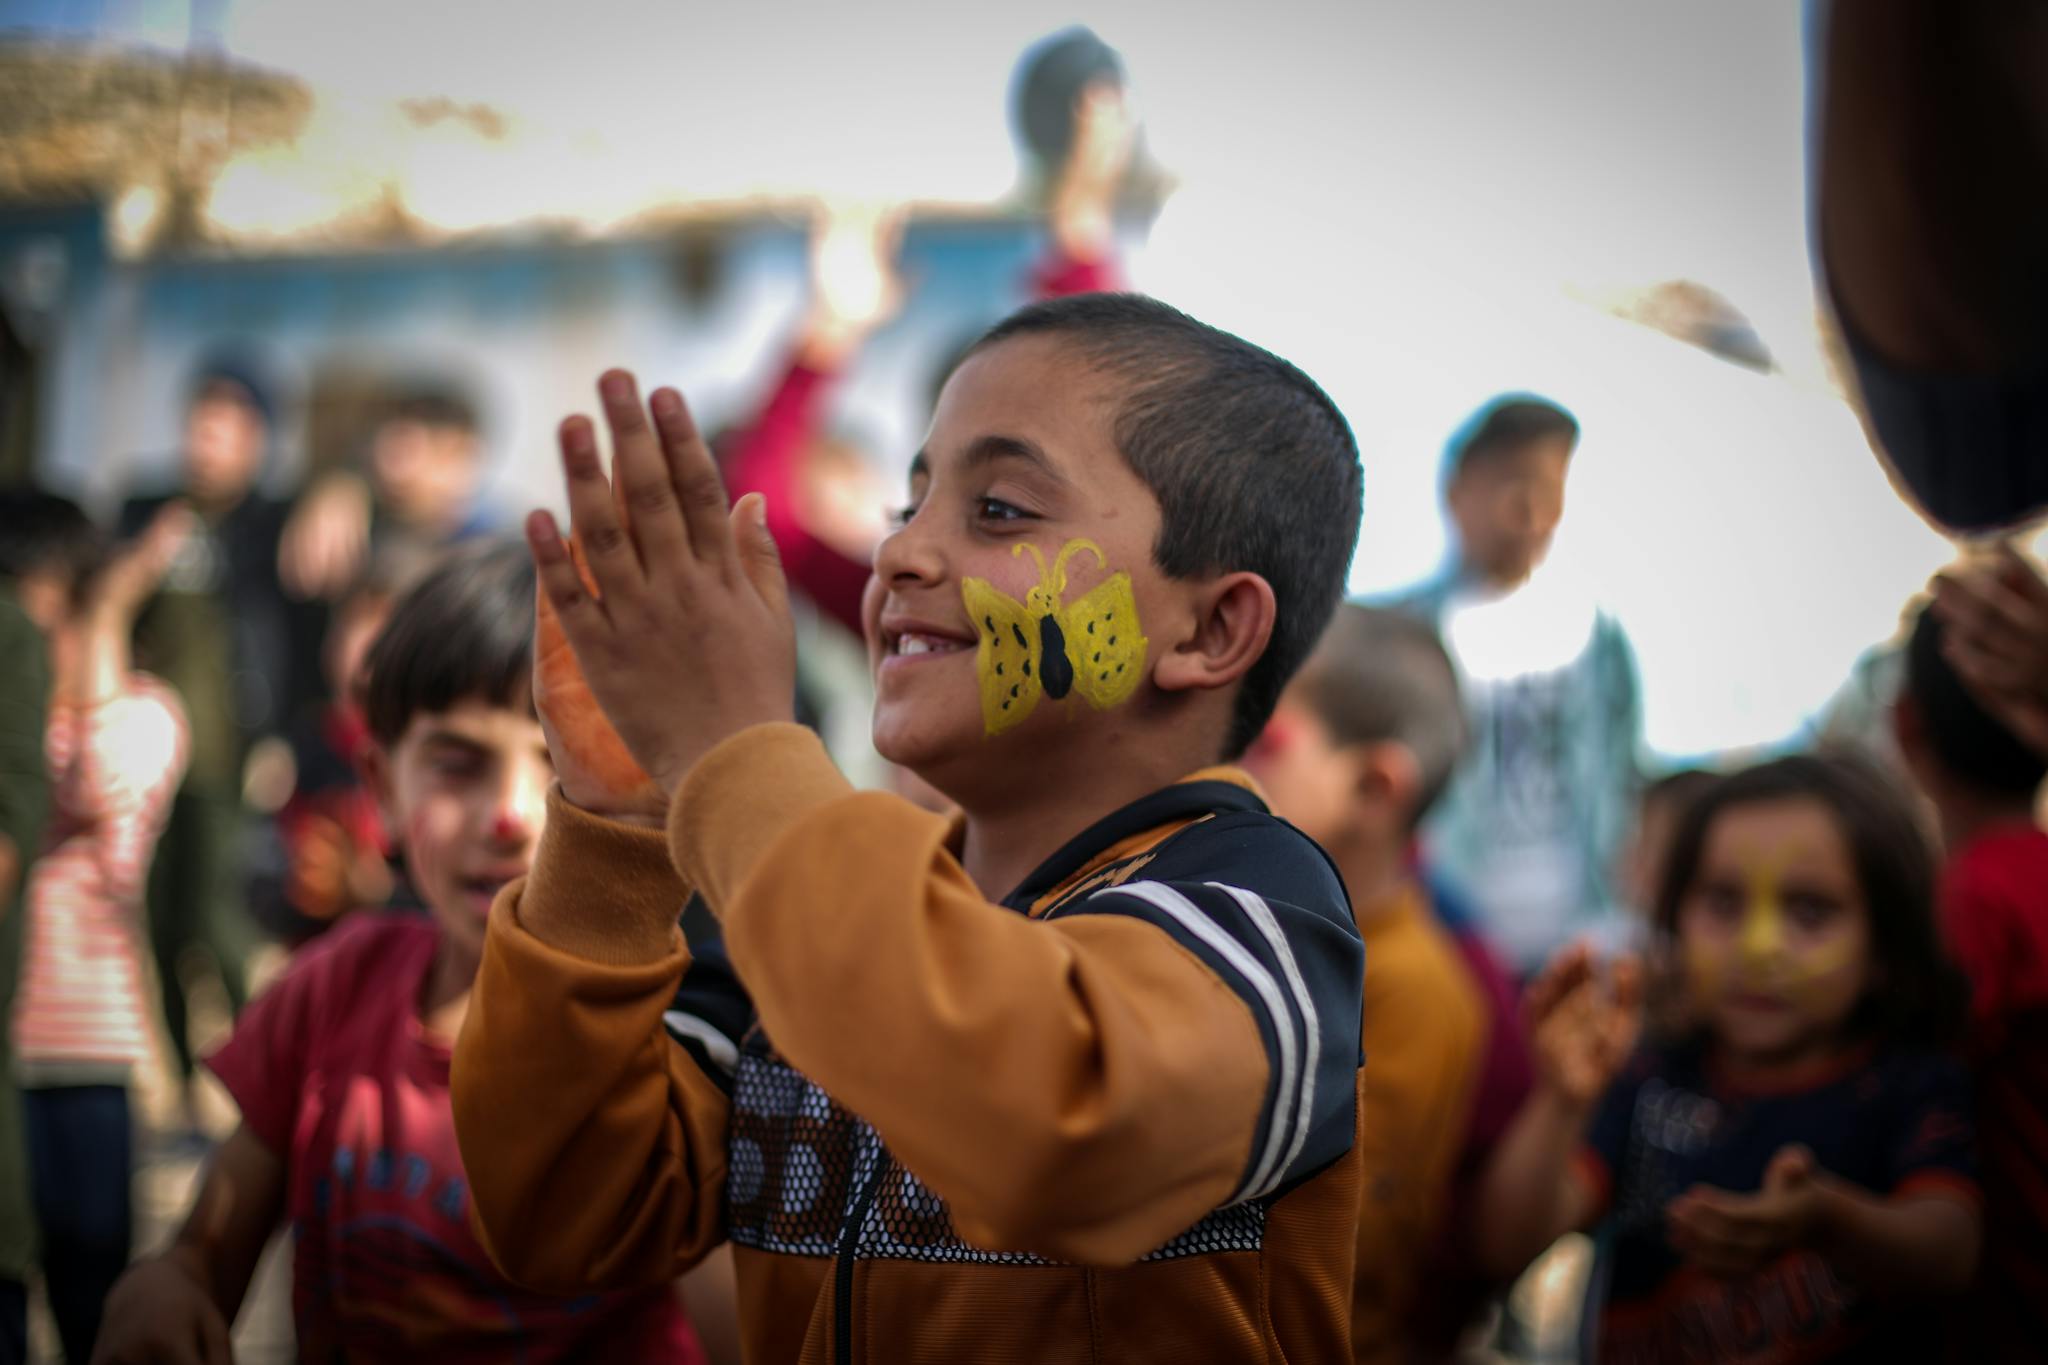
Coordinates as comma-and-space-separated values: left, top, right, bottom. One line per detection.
976, 497, 1031, 523
427, 751, 485, 780
887, 502, 918, 530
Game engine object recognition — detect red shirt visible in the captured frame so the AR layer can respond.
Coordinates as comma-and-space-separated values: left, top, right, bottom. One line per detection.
1941, 822, 2048, 1363
208, 915, 703, 1364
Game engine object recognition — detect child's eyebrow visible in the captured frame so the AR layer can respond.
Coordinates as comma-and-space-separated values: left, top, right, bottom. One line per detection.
909, 435, 1070, 488
417, 729, 490, 757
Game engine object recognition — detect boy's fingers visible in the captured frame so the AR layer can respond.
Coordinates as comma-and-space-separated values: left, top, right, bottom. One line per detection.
558, 416, 643, 602
528, 511, 609, 638
606, 407, 691, 571
731, 493, 789, 615
650, 387, 735, 567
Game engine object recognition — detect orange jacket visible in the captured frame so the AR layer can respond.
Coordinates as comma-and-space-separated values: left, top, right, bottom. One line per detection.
453, 724, 1365, 1363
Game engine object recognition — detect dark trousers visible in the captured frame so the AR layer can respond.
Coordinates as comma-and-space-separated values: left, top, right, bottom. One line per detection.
148, 789, 252, 1080
0, 1279, 24, 1365
22, 1086, 130, 1365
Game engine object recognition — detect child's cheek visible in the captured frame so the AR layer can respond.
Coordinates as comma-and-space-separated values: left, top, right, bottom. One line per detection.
1780, 938, 1864, 1017
1683, 939, 1730, 1009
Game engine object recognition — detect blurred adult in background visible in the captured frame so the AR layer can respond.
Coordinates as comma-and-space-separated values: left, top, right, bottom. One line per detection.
280, 376, 498, 604
0, 494, 61, 1365
8, 496, 189, 1365
1388, 397, 1643, 975
120, 355, 298, 1134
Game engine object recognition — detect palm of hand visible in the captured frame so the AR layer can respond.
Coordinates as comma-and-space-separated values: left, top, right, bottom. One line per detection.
534, 547, 660, 817
1535, 988, 1627, 1105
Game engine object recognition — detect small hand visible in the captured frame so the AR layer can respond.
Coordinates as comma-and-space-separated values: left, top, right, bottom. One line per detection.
533, 538, 662, 820
800, 202, 907, 367
1524, 942, 1644, 1109
279, 475, 371, 600
528, 371, 797, 802
1666, 1145, 1825, 1279
91, 1256, 235, 1364
1932, 543, 2048, 757
93, 503, 193, 623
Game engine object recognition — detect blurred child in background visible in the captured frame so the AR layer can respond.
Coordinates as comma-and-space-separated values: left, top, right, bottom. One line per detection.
95, 542, 704, 1364
1242, 603, 1487, 1362
1474, 753, 1978, 1363
249, 574, 400, 946
0, 506, 51, 1365
1895, 598, 2048, 1363
7, 496, 190, 1365
282, 379, 497, 606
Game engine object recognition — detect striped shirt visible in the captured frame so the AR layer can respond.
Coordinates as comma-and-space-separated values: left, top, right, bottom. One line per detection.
15, 674, 188, 1086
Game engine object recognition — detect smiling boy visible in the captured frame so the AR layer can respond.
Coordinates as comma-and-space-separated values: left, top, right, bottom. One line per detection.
453, 294, 1367, 1363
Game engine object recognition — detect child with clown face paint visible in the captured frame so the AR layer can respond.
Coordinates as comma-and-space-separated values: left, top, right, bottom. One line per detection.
1471, 754, 1980, 1365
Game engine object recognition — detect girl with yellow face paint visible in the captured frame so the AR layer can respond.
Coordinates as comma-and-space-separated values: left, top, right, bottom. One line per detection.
1470, 755, 1980, 1365
1675, 803, 1875, 1069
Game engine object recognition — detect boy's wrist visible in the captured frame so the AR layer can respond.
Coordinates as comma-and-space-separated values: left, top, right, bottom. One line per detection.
1531, 1076, 1599, 1130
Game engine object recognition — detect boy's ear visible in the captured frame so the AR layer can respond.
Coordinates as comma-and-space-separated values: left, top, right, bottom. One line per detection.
1153, 571, 1276, 696
1356, 741, 1424, 825
359, 742, 400, 832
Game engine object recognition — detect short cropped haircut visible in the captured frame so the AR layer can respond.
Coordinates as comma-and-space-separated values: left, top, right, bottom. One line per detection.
1443, 394, 1579, 484
361, 538, 535, 747
971, 294, 1365, 755
1294, 604, 1467, 825
0, 490, 104, 603
1905, 603, 2048, 797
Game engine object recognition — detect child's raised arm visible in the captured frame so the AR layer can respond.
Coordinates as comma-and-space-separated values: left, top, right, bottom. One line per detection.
1470, 944, 1642, 1281
93, 1124, 286, 1365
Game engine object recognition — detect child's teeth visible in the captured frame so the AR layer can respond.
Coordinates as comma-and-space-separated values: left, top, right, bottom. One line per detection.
902, 636, 930, 656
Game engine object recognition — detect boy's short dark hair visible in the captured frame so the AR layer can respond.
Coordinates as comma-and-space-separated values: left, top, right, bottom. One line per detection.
971, 294, 1364, 755
1905, 603, 2048, 797
361, 539, 535, 746
382, 381, 480, 436
0, 490, 104, 601
1443, 394, 1579, 483
1296, 604, 1467, 825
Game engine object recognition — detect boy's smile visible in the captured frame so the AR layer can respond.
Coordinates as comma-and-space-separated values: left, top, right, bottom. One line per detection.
865, 335, 1172, 798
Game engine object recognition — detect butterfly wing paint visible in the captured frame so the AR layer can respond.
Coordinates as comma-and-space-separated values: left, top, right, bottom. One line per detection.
963, 575, 1044, 735
1060, 572, 1148, 711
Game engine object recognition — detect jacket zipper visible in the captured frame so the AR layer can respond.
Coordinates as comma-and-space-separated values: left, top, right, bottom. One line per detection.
833, 1155, 887, 1365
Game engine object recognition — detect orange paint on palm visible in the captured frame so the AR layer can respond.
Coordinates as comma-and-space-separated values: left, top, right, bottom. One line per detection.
534, 538, 657, 805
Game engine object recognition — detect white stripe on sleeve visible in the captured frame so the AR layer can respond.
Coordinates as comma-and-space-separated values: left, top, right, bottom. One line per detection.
1089, 880, 1300, 1203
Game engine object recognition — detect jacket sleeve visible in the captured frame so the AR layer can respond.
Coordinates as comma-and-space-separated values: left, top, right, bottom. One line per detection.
451, 788, 741, 1291
669, 724, 1361, 1265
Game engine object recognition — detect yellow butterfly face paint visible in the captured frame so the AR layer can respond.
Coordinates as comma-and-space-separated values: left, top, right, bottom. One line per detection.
962, 538, 1148, 736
